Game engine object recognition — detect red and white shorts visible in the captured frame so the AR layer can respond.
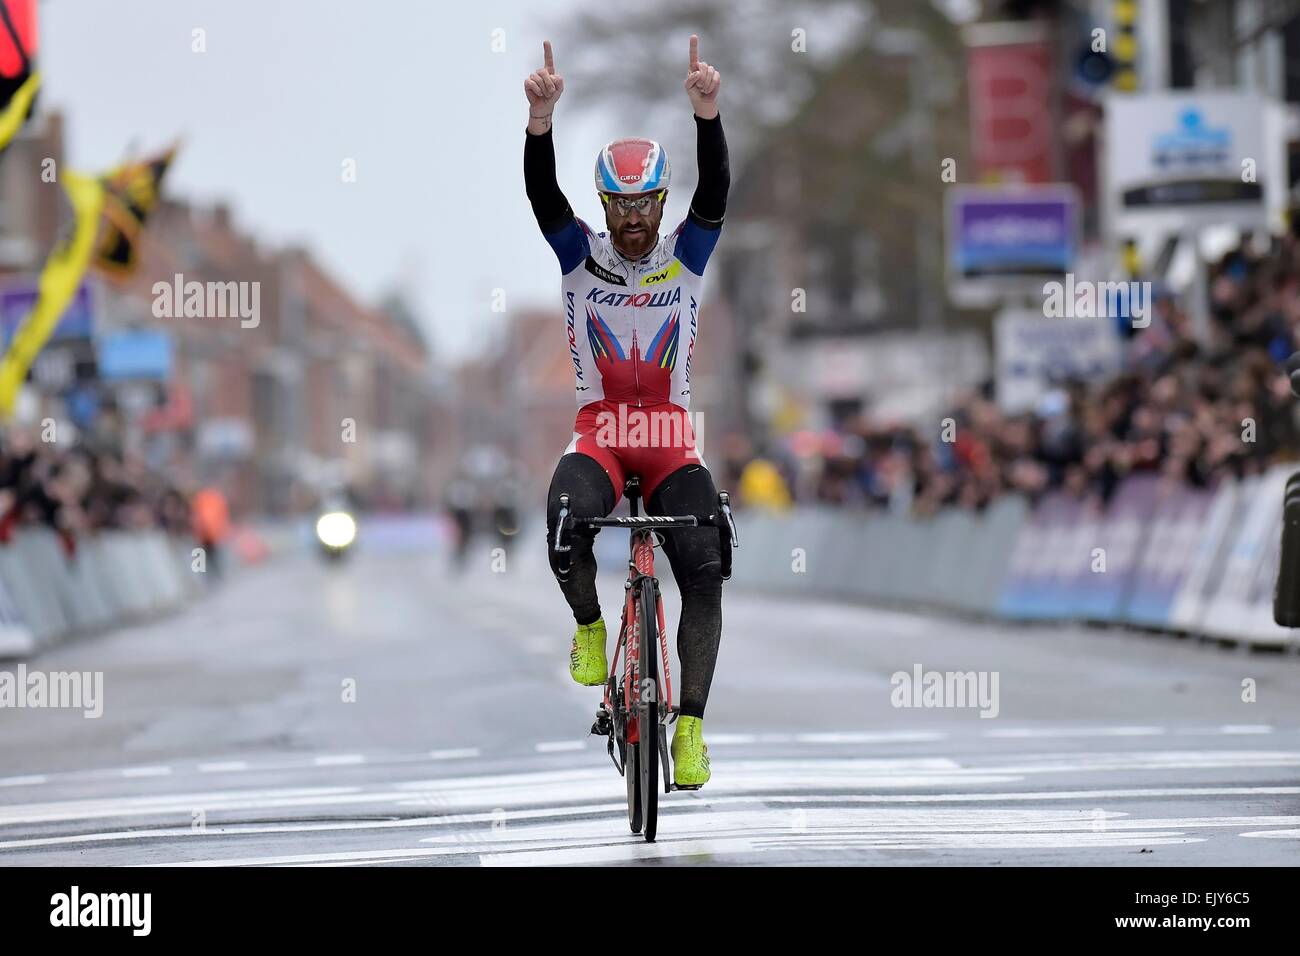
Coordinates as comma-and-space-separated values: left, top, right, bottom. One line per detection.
566, 400, 705, 504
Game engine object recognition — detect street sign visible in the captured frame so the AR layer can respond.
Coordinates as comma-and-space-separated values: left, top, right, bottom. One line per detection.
0, 278, 96, 346
946, 185, 1079, 305
96, 329, 174, 381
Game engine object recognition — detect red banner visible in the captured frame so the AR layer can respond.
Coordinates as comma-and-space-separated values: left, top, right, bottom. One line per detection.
966, 25, 1056, 185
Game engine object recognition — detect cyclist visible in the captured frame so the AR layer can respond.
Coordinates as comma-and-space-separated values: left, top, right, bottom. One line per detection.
524, 36, 729, 787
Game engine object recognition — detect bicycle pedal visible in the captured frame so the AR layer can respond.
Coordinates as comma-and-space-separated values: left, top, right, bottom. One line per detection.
670, 783, 703, 792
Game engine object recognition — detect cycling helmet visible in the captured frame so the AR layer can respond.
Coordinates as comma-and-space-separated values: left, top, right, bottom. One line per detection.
594, 137, 670, 194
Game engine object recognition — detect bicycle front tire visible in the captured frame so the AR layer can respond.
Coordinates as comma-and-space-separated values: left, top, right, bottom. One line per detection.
637, 576, 660, 843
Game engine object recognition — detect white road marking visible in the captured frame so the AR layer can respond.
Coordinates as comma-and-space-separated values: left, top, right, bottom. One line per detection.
0, 786, 367, 826
152, 847, 471, 867
298, 856, 430, 867
535, 740, 588, 753
7, 787, 1300, 855
4, 725, 1298, 790
152, 805, 1258, 866
417, 807, 1300, 847
6, 745, 1296, 822
795, 732, 947, 744
0, 775, 47, 788
8, 737, 1300, 865
983, 726, 1165, 739
0, 748, 1255, 829
981, 750, 1300, 774
312, 755, 366, 767
480, 832, 1201, 866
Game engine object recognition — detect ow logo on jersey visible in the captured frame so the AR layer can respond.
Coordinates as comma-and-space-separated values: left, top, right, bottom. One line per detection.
640, 261, 682, 286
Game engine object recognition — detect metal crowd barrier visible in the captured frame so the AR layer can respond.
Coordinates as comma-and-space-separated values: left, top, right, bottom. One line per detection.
0, 528, 203, 659
729, 465, 1298, 649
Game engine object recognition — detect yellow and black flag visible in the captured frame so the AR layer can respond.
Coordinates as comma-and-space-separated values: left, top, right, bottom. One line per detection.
0, 142, 179, 415
0, 172, 103, 416
94, 143, 178, 277
0, 0, 38, 153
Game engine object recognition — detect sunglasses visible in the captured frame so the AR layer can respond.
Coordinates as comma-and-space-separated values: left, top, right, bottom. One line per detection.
600, 191, 666, 215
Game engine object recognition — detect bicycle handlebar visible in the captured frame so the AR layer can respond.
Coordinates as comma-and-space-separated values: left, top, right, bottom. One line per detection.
552, 490, 739, 580
579, 514, 700, 529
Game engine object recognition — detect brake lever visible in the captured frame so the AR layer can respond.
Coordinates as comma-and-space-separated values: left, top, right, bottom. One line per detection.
553, 494, 572, 553
718, 491, 739, 548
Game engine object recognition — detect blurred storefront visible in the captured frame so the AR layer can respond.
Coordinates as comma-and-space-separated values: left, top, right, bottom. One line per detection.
0, 111, 442, 517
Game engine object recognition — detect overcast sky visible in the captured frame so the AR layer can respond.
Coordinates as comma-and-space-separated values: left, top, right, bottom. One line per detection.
39, 0, 640, 361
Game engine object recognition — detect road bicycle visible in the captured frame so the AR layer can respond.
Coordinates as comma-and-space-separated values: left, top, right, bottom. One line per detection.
552, 476, 738, 842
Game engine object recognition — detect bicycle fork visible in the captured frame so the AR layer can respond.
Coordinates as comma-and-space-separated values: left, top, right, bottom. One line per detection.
589, 550, 677, 783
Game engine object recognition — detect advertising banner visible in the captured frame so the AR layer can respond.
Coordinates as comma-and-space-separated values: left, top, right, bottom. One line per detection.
1104, 91, 1288, 236
947, 186, 1078, 306
1125, 484, 1217, 627
1200, 466, 1297, 646
1168, 479, 1241, 632
994, 307, 1123, 414
998, 491, 1069, 619
1071, 476, 1151, 621
964, 21, 1056, 185
0, 278, 96, 346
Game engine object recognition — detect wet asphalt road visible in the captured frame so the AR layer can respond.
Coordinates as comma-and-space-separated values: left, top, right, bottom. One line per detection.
2, 528, 1299, 866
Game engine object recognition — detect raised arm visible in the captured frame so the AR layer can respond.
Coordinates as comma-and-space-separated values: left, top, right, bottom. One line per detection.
523, 41, 587, 270
677, 35, 729, 273
524, 40, 569, 228
685, 35, 728, 226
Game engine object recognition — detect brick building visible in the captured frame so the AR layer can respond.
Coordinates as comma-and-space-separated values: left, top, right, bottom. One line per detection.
0, 111, 440, 517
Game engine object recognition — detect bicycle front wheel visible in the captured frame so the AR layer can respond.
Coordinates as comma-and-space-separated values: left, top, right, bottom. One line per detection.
637, 576, 660, 843
626, 739, 642, 833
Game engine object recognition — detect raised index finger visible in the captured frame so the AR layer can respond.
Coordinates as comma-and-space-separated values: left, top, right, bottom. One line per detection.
688, 34, 699, 72
543, 40, 555, 74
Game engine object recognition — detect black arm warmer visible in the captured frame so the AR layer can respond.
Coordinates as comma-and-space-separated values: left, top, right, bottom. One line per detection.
524, 127, 575, 234
688, 113, 730, 228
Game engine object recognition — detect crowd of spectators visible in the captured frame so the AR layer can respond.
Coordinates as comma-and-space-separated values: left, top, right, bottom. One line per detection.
725, 230, 1300, 515
0, 427, 192, 552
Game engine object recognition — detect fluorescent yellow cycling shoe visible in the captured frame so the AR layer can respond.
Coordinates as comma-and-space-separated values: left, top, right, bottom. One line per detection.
569, 618, 608, 687
671, 715, 711, 787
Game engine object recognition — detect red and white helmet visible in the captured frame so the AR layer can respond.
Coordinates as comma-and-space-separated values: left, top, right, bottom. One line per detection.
594, 137, 671, 195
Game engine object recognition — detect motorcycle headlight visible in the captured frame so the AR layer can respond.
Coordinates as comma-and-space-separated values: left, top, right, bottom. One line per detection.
315, 511, 357, 549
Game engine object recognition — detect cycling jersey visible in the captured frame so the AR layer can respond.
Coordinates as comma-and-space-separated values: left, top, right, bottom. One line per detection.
542, 215, 720, 409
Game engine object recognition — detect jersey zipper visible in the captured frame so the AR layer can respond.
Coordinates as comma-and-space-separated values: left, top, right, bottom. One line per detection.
631, 262, 643, 407
631, 323, 642, 407
619, 251, 651, 408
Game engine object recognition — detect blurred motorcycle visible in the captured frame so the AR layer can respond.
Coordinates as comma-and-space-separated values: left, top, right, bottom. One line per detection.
315, 504, 358, 563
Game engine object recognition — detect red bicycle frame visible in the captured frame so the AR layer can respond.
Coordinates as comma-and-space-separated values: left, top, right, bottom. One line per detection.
604, 529, 673, 744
